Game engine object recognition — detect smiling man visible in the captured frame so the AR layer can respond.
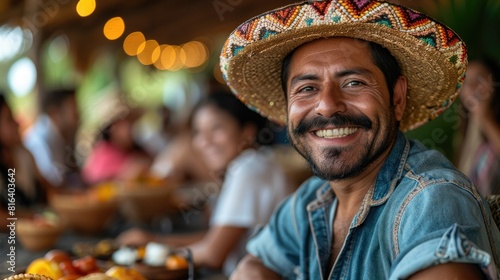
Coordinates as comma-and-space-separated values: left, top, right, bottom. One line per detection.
285, 38, 402, 183
220, 0, 500, 279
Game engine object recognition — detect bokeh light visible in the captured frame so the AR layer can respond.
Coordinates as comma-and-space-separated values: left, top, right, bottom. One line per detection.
160, 45, 183, 71
123, 32, 145, 56
103, 17, 125, 40
8, 57, 37, 97
153, 44, 168, 70
0, 26, 25, 62
47, 35, 69, 63
180, 41, 208, 68
76, 0, 96, 17
137, 40, 160, 65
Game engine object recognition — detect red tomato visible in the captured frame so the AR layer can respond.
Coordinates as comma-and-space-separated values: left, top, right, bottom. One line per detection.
72, 256, 99, 275
45, 249, 72, 264
59, 260, 79, 276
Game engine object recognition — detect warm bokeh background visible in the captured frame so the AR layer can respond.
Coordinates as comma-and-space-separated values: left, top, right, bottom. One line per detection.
0, 0, 499, 164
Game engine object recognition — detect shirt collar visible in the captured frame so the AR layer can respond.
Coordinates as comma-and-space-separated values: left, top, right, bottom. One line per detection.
371, 131, 409, 203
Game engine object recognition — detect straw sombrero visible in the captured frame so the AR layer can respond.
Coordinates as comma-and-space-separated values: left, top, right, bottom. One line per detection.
220, 0, 467, 131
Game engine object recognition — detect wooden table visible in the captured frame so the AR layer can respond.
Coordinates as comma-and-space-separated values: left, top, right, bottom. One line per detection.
0, 210, 226, 280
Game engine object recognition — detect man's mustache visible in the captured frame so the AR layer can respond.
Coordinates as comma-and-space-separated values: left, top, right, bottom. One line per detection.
292, 113, 373, 136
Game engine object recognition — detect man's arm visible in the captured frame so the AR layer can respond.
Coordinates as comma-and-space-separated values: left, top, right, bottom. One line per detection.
408, 262, 485, 280
230, 254, 282, 280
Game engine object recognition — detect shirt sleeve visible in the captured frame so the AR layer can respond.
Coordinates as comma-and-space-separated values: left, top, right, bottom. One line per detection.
24, 136, 61, 186
210, 153, 288, 228
390, 183, 500, 279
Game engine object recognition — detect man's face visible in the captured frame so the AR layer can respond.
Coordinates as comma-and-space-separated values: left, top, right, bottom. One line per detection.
285, 37, 405, 181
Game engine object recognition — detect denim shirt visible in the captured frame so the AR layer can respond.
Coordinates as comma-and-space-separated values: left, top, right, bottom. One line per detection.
247, 132, 500, 279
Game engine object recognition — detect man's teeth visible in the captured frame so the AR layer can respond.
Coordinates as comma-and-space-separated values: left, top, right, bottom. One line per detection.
314, 127, 358, 138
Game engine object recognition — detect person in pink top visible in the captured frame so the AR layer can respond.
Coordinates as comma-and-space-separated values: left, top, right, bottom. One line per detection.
82, 105, 152, 184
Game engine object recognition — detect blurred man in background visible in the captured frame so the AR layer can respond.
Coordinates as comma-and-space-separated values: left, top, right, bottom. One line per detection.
24, 88, 82, 188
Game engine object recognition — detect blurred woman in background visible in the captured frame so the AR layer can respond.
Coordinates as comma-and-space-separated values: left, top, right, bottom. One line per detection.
117, 91, 293, 275
0, 94, 54, 226
459, 57, 500, 195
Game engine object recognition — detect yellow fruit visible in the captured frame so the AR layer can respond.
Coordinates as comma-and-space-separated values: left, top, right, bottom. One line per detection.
93, 182, 117, 202
145, 176, 164, 187
136, 246, 145, 260
105, 266, 126, 278
165, 255, 189, 270
26, 258, 64, 279
105, 266, 146, 280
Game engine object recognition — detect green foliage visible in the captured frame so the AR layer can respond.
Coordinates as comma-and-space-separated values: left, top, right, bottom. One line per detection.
418, 0, 500, 59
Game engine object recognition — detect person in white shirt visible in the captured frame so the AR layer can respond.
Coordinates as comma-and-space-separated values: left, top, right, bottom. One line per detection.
23, 88, 81, 187
117, 91, 293, 275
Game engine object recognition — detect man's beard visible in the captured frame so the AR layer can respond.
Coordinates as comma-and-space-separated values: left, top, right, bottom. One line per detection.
288, 112, 397, 181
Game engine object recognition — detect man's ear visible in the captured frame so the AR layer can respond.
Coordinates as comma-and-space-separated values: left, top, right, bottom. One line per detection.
393, 76, 407, 121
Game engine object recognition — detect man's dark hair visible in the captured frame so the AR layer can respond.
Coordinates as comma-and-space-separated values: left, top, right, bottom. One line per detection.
281, 40, 402, 102
367, 41, 402, 102
40, 88, 76, 113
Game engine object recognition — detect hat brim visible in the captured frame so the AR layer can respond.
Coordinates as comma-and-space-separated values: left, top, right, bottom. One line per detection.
221, 1, 467, 131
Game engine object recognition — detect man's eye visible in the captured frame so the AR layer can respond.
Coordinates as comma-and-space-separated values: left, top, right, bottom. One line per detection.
298, 86, 316, 92
346, 81, 363, 87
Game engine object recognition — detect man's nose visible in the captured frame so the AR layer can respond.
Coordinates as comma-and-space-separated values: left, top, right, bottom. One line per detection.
314, 86, 346, 118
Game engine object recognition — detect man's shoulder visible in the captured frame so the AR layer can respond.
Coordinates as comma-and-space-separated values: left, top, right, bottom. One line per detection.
405, 139, 471, 185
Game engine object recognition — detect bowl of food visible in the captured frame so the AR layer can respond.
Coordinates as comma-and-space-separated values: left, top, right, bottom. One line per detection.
112, 243, 192, 280
49, 186, 118, 235
115, 178, 179, 224
16, 214, 63, 251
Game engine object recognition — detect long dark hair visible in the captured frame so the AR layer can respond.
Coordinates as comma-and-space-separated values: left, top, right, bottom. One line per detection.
0, 93, 8, 156
0, 94, 40, 207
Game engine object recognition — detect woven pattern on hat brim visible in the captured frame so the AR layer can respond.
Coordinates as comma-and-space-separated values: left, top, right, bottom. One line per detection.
226, 23, 461, 132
